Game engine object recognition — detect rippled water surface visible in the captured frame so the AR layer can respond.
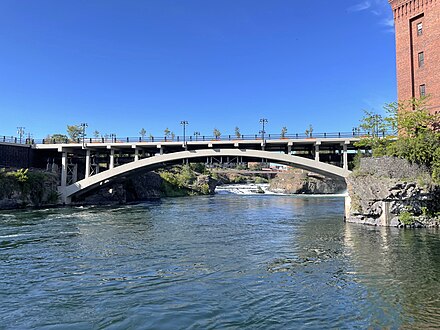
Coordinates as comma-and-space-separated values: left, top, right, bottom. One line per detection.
1, 195, 440, 329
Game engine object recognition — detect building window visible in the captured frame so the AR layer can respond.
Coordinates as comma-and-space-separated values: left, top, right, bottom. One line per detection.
420, 84, 426, 97
417, 22, 423, 36
418, 52, 424, 67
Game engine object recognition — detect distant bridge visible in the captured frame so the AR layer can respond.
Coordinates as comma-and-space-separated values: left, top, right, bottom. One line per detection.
29, 134, 372, 203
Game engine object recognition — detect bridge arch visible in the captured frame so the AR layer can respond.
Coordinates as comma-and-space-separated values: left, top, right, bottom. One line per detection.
62, 148, 350, 201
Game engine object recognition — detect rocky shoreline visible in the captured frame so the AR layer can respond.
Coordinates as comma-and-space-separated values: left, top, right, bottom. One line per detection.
346, 157, 440, 227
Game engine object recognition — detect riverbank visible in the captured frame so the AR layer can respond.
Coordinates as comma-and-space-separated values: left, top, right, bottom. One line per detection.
0, 168, 59, 209
346, 157, 440, 227
0, 165, 348, 210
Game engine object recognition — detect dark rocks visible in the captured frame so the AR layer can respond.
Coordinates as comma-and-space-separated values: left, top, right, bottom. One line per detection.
346, 157, 440, 227
269, 169, 346, 194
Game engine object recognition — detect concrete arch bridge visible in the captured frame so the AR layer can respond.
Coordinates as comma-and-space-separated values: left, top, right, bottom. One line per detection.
35, 137, 362, 203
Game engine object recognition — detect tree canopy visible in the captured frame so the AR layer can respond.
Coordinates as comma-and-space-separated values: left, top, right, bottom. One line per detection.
356, 97, 440, 182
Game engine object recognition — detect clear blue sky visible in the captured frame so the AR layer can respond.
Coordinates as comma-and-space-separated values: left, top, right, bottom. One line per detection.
0, 0, 396, 139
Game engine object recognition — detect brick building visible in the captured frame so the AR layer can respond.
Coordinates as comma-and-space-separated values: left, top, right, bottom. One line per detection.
389, 0, 440, 112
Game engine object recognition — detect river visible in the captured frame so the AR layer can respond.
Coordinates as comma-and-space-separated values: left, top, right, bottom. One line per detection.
1, 193, 440, 329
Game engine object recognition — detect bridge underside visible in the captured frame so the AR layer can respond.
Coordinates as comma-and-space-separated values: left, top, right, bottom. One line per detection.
60, 148, 351, 202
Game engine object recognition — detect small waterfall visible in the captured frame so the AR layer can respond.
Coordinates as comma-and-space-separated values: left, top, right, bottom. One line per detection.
215, 184, 284, 195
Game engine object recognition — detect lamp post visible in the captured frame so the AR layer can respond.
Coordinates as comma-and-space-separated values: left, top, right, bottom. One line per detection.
17, 127, 25, 144
181, 120, 188, 144
80, 123, 88, 148
110, 133, 116, 143
194, 131, 200, 141
259, 118, 268, 143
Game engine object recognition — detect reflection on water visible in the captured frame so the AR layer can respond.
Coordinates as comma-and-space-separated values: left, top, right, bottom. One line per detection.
1, 195, 440, 328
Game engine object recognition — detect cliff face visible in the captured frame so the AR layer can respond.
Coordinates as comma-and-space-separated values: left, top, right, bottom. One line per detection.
0, 169, 59, 209
346, 157, 440, 227
268, 169, 346, 194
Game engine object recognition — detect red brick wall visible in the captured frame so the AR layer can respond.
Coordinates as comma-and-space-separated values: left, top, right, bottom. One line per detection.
389, 0, 440, 113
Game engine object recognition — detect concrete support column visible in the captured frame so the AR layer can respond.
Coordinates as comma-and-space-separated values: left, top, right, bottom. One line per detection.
134, 148, 139, 162
157, 145, 163, 155
95, 153, 100, 174
343, 143, 348, 170
315, 142, 321, 161
85, 149, 91, 178
379, 201, 391, 226
61, 151, 67, 187
287, 145, 292, 155
110, 149, 115, 169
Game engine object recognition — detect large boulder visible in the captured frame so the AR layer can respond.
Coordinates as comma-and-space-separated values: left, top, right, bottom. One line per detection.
269, 169, 346, 194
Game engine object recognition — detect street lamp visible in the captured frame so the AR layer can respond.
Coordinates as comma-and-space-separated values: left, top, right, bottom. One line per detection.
194, 131, 200, 141
17, 127, 25, 144
80, 123, 88, 148
110, 133, 116, 143
181, 120, 189, 144
259, 118, 268, 143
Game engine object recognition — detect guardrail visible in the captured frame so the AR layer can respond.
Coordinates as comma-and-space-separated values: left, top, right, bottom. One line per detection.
2, 131, 396, 145
1, 136, 35, 144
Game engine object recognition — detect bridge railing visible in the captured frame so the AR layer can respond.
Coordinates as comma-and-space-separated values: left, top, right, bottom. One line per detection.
1, 136, 35, 144
8, 130, 396, 145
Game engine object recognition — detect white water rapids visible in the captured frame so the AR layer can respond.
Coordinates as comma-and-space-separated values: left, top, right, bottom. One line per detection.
215, 183, 348, 196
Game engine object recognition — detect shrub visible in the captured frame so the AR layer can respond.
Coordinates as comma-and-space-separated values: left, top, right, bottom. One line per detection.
399, 210, 414, 225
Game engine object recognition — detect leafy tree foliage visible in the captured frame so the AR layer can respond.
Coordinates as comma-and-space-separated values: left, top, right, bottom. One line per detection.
234, 126, 241, 138
213, 128, 221, 139
46, 134, 69, 143
139, 128, 147, 138
67, 125, 83, 142
356, 97, 440, 183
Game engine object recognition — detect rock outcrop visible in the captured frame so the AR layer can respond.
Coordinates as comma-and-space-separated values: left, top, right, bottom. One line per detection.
346, 157, 440, 227
79, 167, 218, 205
268, 169, 346, 194
0, 169, 59, 209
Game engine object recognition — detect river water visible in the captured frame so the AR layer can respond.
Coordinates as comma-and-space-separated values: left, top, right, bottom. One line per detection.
1, 194, 440, 329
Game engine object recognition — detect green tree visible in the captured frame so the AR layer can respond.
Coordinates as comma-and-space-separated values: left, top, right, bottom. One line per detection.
139, 128, 147, 139
93, 130, 100, 138
213, 128, 221, 140
164, 128, 171, 138
67, 125, 83, 141
305, 124, 313, 137
47, 134, 68, 143
234, 126, 241, 138
356, 97, 440, 183
281, 126, 287, 138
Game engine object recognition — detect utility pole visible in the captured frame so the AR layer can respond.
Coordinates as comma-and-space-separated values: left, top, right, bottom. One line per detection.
181, 120, 189, 144
259, 118, 268, 143
17, 127, 25, 144
80, 123, 88, 148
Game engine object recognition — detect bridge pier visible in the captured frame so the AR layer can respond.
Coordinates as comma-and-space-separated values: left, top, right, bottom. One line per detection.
314, 142, 321, 161
85, 149, 91, 178
61, 151, 67, 187
109, 149, 115, 169
342, 142, 348, 170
